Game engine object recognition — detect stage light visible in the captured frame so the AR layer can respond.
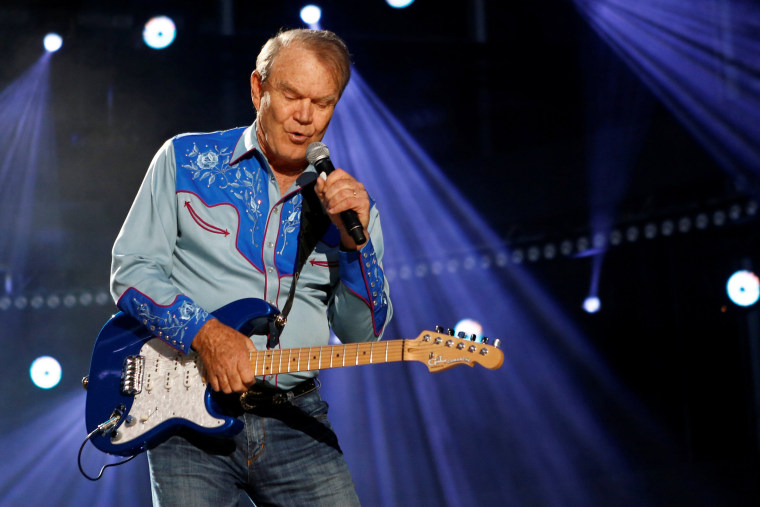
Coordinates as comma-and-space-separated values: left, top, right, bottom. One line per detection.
511, 248, 524, 264
713, 210, 726, 226
661, 220, 674, 237
582, 296, 601, 314
678, 216, 691, 233
29, 356, 61, 389
143, 16, 176, 50
387, 0, 416, 8
695, 212, 709, 229
726, 270, 760, 307
300, 5, 322, 27
454, 318, 483, 340
625, 225, 639, 242
43, 33, 62, 53
609, 229, 623, 245
543, 244, 557, 260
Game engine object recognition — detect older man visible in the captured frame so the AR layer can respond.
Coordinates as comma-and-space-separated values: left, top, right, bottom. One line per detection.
111, 29, 392, 506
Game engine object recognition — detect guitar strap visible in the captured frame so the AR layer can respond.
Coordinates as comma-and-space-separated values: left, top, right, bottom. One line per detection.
268, 181, 332, 348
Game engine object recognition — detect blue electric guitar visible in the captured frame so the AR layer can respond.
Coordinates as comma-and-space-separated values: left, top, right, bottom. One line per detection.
84, 298, 503, 457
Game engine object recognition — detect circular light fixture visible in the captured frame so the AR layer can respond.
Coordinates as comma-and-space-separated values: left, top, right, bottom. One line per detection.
143, 16, 177, 50
30, 356, 62, 389
300, 5, 322, 26
387, 0, 416, 8
583, 296, 601, 314
726, 270, 760, 307
43, 33, 63, 53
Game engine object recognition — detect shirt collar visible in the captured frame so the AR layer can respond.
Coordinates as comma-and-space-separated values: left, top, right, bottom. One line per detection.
230, 121, 318, 188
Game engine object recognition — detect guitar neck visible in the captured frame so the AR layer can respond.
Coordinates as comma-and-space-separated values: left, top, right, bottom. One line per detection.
250, 340, 407, 376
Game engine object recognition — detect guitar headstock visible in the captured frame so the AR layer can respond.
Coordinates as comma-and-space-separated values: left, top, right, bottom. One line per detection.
407, 329, 504, 372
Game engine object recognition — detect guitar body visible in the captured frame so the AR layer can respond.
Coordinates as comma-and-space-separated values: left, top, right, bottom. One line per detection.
85, 298, 279, 457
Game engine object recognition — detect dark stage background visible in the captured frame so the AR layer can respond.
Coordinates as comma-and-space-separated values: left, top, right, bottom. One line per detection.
1, 1, 759, 505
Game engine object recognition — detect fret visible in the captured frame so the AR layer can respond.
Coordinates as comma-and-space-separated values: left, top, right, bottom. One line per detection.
249, 340, 410, 376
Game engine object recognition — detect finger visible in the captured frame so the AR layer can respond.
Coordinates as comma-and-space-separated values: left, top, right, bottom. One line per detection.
218, 374, 232, 395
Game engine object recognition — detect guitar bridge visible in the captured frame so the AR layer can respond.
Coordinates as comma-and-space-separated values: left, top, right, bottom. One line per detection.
121, 355, 145, 395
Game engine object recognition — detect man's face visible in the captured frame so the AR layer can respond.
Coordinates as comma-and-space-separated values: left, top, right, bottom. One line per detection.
251, 45, 341, 172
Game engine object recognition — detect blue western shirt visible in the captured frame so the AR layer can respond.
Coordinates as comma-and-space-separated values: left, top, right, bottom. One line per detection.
110, 124, 392, 390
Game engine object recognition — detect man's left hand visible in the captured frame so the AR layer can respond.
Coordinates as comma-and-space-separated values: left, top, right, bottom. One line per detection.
315, 168, 369, 250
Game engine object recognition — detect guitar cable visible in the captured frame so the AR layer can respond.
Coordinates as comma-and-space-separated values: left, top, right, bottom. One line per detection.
77, 407, 138, 481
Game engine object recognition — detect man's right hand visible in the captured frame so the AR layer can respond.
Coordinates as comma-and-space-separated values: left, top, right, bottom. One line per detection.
191, 318, 256, 394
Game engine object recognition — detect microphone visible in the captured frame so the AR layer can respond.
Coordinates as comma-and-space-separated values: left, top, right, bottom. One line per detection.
306, 142, 367, 245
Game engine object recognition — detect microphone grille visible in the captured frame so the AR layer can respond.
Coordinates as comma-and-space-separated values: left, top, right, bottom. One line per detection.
306, 142, 330, 165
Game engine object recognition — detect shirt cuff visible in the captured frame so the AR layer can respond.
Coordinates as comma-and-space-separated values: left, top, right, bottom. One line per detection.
116, 288, 212, 354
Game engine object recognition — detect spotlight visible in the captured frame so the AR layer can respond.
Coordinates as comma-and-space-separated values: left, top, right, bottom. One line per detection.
713, 210, 726, 226
576, 236, 590, 252
626, 225, 639, 242
728, 204, 742, 221
30, 355, 62, 389
678, 216, 691, 233
726, 270, 760, 307
527, 246, 541, 262
454, 318, 483, 341
511, 248, 524, 264
747, 200, 758, 216
609, 229, 623, 246
143, 16, 177, 50
300, 5, 322, 27
543, 243, 557, 260
582, 296, 601, 314
695, 212, 709, 229
386, 0, 416, 8
644, 223, 658, 239
43, 33, 63, 53
592, 233, 606, 249
661, 220, 674, 236
560, 240, 574, 256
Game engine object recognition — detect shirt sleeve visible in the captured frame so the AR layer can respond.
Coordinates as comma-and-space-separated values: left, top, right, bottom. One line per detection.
327, 203, 393, 342
110, 138, 212, 353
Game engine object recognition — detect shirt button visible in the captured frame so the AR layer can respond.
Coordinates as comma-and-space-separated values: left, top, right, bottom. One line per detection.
268, 242, 274, 248
268, 267, 274, 273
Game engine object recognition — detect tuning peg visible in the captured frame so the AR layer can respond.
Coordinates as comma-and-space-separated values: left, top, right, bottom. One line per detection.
435, 325, 444, 333
470, 334, 477, 341
457, 331, 466, 338
493, 338, 501, 348
482, 337, 489, 344
447, 328, 455, 336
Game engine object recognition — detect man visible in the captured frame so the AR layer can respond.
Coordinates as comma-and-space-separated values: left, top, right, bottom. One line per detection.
110, 28, 392, 506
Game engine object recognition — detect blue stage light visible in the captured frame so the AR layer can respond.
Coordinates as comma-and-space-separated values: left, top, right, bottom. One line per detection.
43, 33, 62, 53
143, 16, 176, 50
386, 0, 415, 8
583, 296, 601, 314
726, 270, 760, 307
300, 5, 322, 27
29, 356, 61, 389
454, 318, 483, 340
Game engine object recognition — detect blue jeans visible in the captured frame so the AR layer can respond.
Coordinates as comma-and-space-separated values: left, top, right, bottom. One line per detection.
147, 388, 360, 506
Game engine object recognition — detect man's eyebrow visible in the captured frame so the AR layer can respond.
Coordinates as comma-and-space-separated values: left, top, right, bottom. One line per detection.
276, 80, 338, 104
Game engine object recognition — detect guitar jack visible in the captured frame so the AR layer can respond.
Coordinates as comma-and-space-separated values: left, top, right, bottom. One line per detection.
78, 404, 137, 481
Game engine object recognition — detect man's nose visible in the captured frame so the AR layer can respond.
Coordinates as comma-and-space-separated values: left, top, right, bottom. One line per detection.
294, 99, 313, 123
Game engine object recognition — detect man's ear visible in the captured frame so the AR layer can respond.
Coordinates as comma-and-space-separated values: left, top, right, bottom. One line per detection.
251, 71, 263, 110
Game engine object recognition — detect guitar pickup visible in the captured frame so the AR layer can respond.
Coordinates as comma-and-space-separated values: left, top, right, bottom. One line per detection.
121, 355, 145, 395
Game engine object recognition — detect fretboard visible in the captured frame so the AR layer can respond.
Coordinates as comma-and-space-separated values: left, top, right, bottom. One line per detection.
250, 340, 407, 376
